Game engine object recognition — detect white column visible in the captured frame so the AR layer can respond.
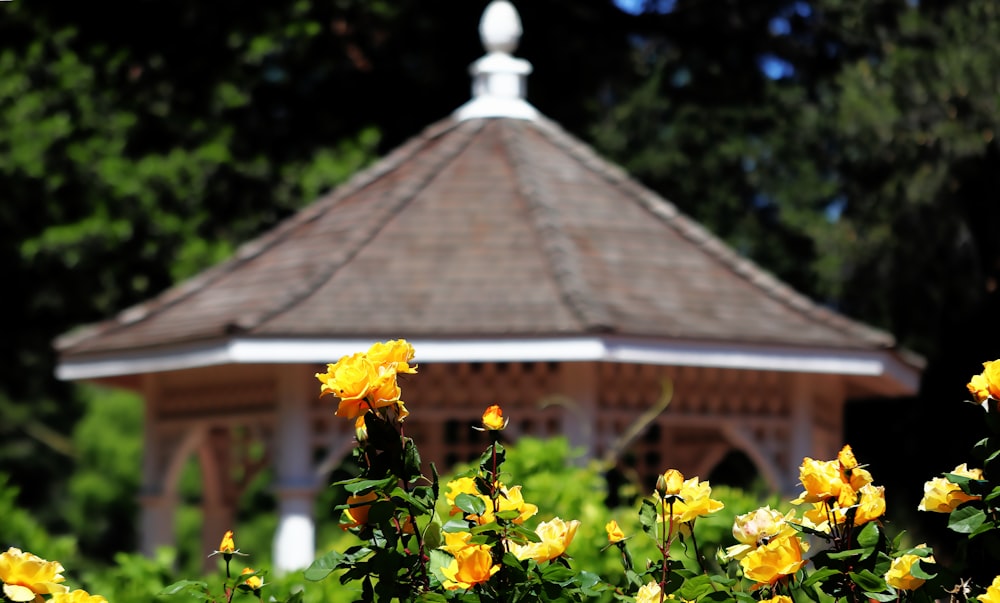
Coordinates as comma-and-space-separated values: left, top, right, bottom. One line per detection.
139, 374, 177, 557
557, 361, 598, 463
787, 373, 815, 494
273, 366, 318, 573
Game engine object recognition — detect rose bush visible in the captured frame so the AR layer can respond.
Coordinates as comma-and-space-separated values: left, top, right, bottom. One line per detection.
15, 343, 1000, 603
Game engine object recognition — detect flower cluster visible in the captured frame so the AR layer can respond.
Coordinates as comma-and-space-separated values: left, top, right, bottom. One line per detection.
197, 344, 1000, 603
315, 339, 416, 421
968, 360, 1000, 410
0, 547, 105, 603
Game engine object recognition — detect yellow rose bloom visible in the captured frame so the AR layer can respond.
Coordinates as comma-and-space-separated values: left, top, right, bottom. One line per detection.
440, 531, 474, 555
441, 545, 499, 590
340, 492, 378, 530
725, 506, 793, 560
481, 405, 508, 431
367, 365, 402, 407
918, 464, 983, 513
968, 360, 1000, 406
658, 476, 724, 525
760, 597, 793, 603
852, 483, 886, 525
494, 485, 538, 525
885, 549, 934, 591
793, 457, 844, 503
0, 547, 70, 602
366, 339, 418, 375
978, 575, 1000, 603
635, 581, 662, 603
218, 530, 236, 554
739, 533, 807, 586
657, 469, 685, 496
240, 567, 263, 590
605, 519, 626, 544
509, 517, 580, 563
51, 590, 108, 603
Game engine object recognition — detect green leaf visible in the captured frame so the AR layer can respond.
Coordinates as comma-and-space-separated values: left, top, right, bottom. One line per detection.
455, 492, 487, 516
828, 548, 865, 559
865, 591, 898, 602
848, 569, 886, 592
802, 567, 841, 588
677, 574, 716, 600
337, 476, 397, 494
639, 499, 659, 541
857, 522, 880, 548
304, 549, 346, 581
948, 505, 987, 533
158, 580, 209, 596
540, 563, 576, 585
909, 559, 937, 580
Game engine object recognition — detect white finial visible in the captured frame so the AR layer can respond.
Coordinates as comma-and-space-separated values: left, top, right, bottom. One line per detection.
454, 1, 537, 121
480, 0, 522, 54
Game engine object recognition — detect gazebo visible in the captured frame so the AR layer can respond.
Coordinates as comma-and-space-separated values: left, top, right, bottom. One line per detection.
54, 1, 921, 573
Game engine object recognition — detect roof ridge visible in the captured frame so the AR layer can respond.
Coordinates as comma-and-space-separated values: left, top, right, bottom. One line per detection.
529, 116, 896, 348
55, 118, 470, 353
246, 119, 486, 333
501, 120, 614, 332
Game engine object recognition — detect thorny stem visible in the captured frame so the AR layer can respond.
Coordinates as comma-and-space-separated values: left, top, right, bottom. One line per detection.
659, 497, 675, 603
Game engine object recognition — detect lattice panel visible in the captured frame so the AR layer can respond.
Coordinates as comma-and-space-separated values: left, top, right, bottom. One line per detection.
597, 363, 797, 489
401, 361, 562, 471
159, 381, 276, 419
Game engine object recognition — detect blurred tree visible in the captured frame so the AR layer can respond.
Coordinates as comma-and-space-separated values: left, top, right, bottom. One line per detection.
0, 0, 635, 556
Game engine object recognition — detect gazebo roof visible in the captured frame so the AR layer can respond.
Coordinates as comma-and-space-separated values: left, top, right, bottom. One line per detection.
54, 2, 921, 394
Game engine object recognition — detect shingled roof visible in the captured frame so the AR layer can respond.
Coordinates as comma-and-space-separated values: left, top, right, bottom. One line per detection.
55, 1, 919, 391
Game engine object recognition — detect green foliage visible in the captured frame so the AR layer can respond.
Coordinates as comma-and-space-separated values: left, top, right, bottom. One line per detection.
65, 386, 143, 560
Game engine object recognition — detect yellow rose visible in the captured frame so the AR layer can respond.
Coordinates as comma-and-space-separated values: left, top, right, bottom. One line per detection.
739, 533, 807, 586
978, 575, 1000, 603
316, 353, 381, 418
440, 531, 474, 555
605, 519, 626, 544
657, 469, 685, 496
240, 567, 263, 591
885, 548, 934, 591
0, 547, 70, 602
340, 492, 378, 530
510, 518, 580, 563
366, 339, 418, 375
635, 581, 662, 603
658, 476, 724, 525
918, 464, 983, 513
793, 457, 845, 503
367, 365, 402, 407
51, 590, 108, 603
852, 483, 886, 525
441, 545, 499, 590
481, 405, 508, 431
217, 530, 236, 554
760, 597, 793, 603
726, 506, 793, 560
968, 360, 1000, 406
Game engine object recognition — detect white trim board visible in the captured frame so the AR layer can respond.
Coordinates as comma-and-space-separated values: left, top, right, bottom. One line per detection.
56, 336, 920, 394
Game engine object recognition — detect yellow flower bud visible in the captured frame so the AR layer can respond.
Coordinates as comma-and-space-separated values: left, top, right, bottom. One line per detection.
481, 405, 508, 431
605, 519, 626, 544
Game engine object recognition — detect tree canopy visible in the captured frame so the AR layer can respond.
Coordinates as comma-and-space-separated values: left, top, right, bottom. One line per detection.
3, 0, 999, 556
